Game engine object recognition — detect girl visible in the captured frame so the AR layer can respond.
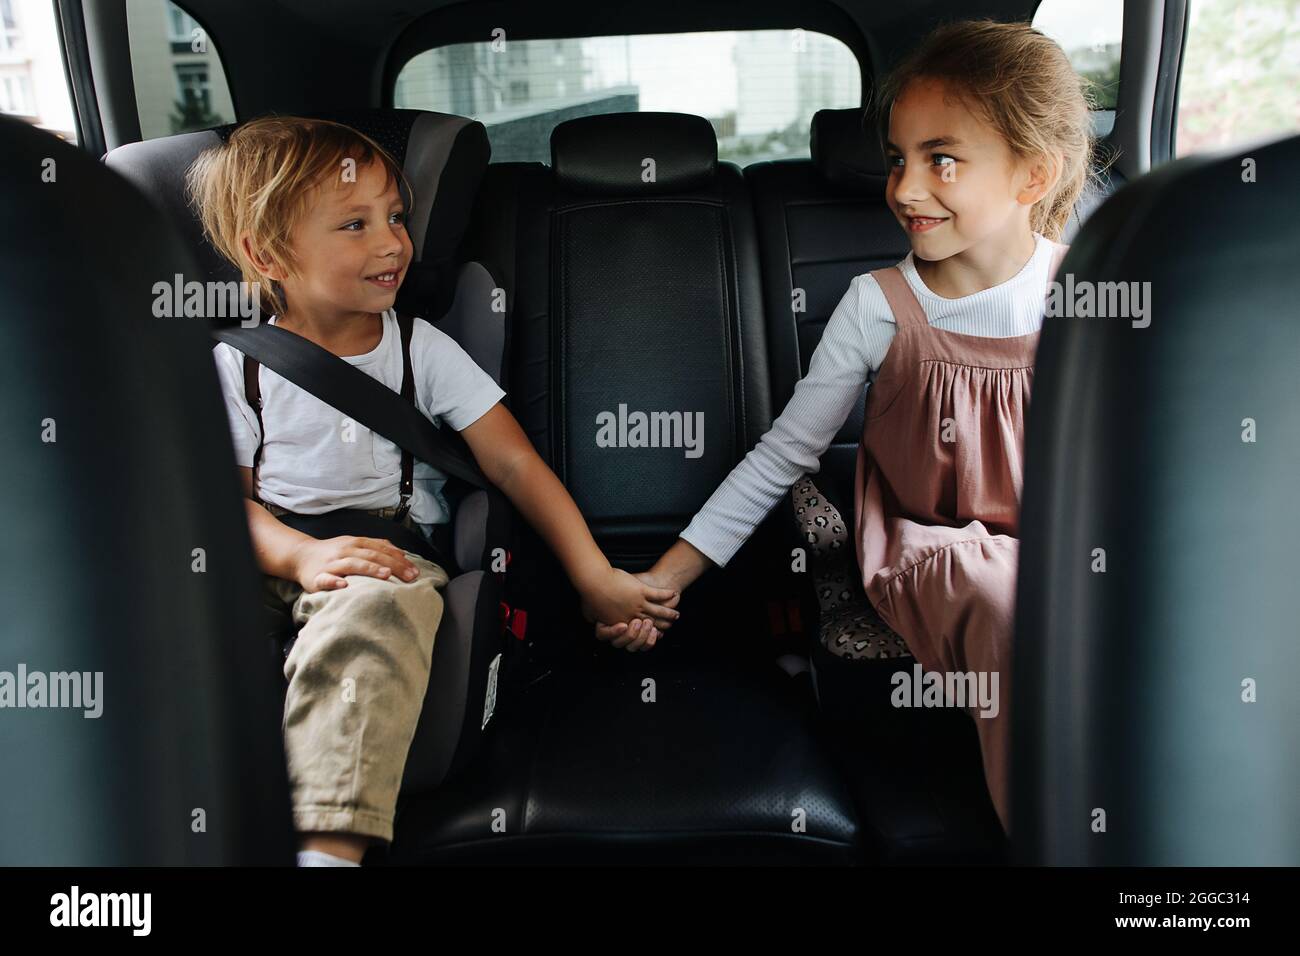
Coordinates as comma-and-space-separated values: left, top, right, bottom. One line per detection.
596, 19, 1099, 832
193, 117, 681, 865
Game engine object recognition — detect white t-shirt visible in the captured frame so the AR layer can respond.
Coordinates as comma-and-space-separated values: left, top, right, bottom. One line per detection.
212, 309, 504, 531
679, 233, 1064, 567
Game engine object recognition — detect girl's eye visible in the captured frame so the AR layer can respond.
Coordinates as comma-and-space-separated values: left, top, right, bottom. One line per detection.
932, 154, 957, 168
342, 220, 363, 231
887, 155, 904, 169
389, 211, 405, 225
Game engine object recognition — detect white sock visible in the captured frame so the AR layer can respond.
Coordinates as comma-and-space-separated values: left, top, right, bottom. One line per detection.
296, 849, 361, 867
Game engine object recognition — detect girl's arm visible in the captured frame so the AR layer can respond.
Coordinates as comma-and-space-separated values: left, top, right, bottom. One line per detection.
594, 277, 882, 648
460, 404, 682, 629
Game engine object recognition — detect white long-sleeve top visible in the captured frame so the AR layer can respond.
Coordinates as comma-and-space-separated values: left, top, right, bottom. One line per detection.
679, 233, 1061, 567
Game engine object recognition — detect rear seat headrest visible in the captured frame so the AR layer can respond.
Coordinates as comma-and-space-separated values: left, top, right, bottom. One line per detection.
552, 112, 717, 194
810, 108, 888, 193
105, 109, 490, 319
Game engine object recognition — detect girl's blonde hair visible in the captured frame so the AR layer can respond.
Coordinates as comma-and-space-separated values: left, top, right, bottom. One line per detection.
186, 115, 410, 316
873, 19, 1106, 241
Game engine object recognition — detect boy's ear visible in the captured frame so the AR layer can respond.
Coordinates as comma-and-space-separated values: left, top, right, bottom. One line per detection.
1017, 149, 1064, 206
239, 234, 289, 282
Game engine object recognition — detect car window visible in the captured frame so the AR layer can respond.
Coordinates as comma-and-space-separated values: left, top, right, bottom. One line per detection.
125, 0, 234, 139
394, 29, 862, 165
1033, 0, 1124, 135
0, 0, 78, 142
1175, 0, 1300, 157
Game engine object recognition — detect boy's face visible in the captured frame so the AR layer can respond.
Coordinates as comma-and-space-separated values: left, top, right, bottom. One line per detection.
884, 78, 1045, 261
280, 157, 413, 317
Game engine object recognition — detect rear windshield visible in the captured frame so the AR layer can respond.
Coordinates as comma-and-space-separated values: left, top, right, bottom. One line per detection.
393, 29, 862, 165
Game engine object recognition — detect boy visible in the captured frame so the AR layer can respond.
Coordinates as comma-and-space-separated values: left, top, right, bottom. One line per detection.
192, 117, 680, 865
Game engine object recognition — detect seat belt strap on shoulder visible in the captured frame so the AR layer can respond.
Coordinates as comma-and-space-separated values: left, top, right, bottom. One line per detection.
239, 314, 422, 517
219, 311, 488, 499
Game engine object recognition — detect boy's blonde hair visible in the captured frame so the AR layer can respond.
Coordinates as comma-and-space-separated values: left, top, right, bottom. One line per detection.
874, 19, 1107, 241
186, 116, 410, 316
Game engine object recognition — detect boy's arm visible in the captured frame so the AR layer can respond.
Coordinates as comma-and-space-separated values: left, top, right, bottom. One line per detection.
238, 467, 310, 580
459, 404, 681, 629
237, 467, 419, 591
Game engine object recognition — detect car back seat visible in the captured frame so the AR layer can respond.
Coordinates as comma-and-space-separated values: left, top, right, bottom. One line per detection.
384, 112, 861, 864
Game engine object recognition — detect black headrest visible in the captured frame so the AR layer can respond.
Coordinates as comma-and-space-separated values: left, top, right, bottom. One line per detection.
810, 108, 887, 192
552, 112, 717, 194
105, 109, 489, 318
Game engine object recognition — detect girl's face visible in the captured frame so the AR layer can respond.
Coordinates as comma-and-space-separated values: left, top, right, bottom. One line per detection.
885, 78, 1050, 261
275, 158, 413, 318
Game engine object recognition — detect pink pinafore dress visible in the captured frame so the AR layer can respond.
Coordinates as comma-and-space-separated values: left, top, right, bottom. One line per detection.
852, 243, 1067, 829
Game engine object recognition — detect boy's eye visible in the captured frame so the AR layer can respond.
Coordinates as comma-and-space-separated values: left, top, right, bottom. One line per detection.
932, 154, 957, 168
342, 219, 363, 231
389, 211, 405, 225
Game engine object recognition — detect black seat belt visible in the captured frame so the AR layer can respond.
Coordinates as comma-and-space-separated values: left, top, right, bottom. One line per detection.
214, 317, 489, 491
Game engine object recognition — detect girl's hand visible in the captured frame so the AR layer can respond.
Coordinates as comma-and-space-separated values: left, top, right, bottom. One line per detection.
579, 567, 680, 633
290, 536, 420, 593
595, 617, 660, 652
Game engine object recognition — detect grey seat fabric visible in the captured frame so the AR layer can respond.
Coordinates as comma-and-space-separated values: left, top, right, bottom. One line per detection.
0, 115, 295, 864
105, 109, 510, 793
1014, 133, 1300, 865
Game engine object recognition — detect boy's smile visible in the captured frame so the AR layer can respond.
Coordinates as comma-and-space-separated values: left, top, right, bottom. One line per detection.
277, 157, 413, 325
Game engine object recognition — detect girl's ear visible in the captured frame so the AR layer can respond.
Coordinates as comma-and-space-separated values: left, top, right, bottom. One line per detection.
1017, 149, 1064, 207
239, 234, 289, 282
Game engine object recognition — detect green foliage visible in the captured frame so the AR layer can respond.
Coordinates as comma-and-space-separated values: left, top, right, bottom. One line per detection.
1177, 0, 1300, 154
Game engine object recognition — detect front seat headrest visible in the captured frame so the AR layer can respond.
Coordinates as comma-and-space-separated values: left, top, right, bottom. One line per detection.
105, 108, 490, 320
810, 107, 888, 193
551, 111, 718, 194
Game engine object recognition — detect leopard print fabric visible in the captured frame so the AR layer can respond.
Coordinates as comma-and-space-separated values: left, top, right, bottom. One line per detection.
793, 477, 912, 661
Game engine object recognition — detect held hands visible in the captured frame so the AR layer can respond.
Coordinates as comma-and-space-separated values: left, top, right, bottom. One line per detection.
579, 566, 681, 652
591, 569, 683, 652
291, 535, 420, 592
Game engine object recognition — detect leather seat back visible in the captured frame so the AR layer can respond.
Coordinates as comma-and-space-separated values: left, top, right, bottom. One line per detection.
1014, 133, 1300, 865
0, 116, 295, 864
500, 112, 772, 567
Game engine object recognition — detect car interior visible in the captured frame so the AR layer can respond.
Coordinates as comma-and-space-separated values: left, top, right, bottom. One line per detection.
1, 0, 1296, 871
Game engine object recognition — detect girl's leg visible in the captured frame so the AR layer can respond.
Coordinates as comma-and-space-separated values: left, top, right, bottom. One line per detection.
875, 535, 1019, 832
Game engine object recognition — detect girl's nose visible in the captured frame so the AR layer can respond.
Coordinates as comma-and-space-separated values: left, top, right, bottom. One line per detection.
894, 162, 931, 204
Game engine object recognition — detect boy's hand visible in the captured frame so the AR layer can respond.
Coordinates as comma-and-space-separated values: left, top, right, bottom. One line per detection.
591, 569, 684, 651
291, 536, 420, 593
578, 567, 680, 635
